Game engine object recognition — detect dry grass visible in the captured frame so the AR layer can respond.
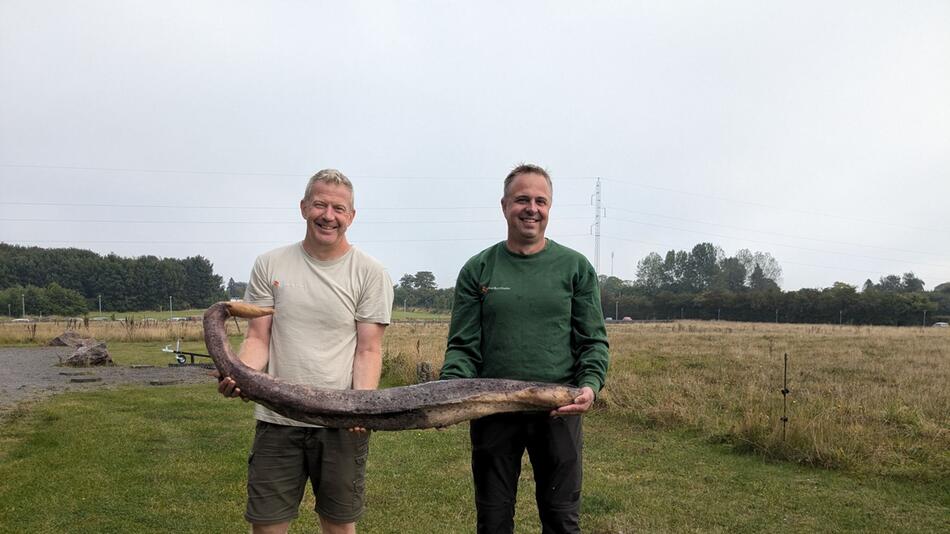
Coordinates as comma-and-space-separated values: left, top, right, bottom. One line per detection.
0, 318, 240, 344
380, 320, 950, 480
601, 321, 950, 480
4, 318, 948, 480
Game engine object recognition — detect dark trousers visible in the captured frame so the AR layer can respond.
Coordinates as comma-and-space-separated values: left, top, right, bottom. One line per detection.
470, 412, 583, 534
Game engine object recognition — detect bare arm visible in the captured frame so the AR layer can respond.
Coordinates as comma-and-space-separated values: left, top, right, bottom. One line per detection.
217, 315, 272, 398
352, 321, 386, 390
238, 315, 273, 371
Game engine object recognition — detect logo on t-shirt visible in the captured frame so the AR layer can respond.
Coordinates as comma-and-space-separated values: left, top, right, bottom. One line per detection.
272, 280, 280, 288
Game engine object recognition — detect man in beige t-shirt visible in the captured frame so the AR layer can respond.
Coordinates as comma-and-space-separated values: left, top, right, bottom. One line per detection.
218, 169, 393, 534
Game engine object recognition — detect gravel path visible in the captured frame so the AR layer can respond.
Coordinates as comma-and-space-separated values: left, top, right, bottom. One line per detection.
0, 346, 214, 417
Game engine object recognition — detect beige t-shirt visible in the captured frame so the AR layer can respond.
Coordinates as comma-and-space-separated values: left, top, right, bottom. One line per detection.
244, 243, 394, 426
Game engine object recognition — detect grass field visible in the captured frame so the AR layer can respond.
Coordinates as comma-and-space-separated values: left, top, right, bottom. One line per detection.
0, 308, 449, 345
1, 320, 948, 532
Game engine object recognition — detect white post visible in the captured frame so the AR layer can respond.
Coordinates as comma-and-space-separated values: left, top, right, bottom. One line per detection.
593, 178, 602, 274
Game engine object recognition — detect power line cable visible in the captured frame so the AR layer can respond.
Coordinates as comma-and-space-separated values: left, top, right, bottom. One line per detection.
0, 234, 592, 246
602, 177, 935, 233
604, 216, 950, 270
0, 200, 590, 211
605, 205, 944, 259
0, 216, 590, 225
601, 234, 935, 278
0, 163, 595, 181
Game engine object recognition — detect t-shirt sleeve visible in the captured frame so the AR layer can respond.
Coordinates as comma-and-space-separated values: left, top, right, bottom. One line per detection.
244, 255, 275, 307
356, 265, 394, 324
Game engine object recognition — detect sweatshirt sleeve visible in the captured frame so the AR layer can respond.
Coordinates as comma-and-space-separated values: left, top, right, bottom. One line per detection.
571, 260, 610, 393
440, 260, 482, 380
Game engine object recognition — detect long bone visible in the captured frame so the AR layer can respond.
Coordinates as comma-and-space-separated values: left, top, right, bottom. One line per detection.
203, 302, 580, 430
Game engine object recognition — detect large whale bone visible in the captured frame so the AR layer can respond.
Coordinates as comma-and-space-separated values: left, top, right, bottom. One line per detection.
203, 302, 580, 430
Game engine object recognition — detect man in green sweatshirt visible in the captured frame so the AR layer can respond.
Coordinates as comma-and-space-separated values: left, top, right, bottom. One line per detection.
440, 163, 609, 534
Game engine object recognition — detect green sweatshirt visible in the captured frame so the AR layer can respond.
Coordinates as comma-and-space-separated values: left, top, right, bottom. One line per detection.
441, 240, 609, 392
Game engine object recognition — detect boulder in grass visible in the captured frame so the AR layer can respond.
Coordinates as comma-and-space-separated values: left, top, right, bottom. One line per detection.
62, 341, 114, 367
49, 331, 91, 348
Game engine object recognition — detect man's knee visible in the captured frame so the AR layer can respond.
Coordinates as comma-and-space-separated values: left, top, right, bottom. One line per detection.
475, 500, 516, 534
319, 516, 356, 534
537, 500, 581, 534
251, 520, 291, 534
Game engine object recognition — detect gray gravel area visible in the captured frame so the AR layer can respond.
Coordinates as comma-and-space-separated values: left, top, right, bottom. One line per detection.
0, 346, 214, 416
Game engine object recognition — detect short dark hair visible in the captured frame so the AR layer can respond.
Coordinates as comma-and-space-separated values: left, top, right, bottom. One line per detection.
503, 163, 552, 197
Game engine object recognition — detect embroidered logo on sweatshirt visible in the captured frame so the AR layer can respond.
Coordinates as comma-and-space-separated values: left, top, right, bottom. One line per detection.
480, 285, 511, 294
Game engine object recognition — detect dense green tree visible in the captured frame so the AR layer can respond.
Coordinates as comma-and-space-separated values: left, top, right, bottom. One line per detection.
877, 274, 903, 292
714, 257, 747, 291
0, 243, 225, 312
412, 271, 437, 290
392, 271, 453, 311
686, 243, 722, 291
633, 252, 665, 293
901, 272, 925, 293
749, 264, 780, 292
398, 274, 415, 290
0, 283, 87, 317
227, 278, 248, 299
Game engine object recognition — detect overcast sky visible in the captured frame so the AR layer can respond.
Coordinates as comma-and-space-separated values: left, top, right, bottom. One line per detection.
1, 1, 948, 292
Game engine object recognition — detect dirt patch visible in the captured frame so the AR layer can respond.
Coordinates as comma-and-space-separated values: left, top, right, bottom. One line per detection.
0, 347, 214, 418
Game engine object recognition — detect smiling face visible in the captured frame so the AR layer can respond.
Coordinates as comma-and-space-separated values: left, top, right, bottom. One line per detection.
299, 181, 355, 260
501, 172, 552, 254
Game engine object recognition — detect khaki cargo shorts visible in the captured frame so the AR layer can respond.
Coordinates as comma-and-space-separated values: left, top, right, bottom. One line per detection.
245, 420, 370, 525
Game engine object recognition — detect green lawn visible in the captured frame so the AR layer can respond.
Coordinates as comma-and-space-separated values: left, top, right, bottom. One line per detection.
0, 385, 946, 533
108, 339, 226, 367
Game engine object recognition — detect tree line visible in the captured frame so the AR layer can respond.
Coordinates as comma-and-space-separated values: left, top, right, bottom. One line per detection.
393, 271, 454, 312
0, 243, 225, 316
4, 241, 947, 325
602, 242, 950, 326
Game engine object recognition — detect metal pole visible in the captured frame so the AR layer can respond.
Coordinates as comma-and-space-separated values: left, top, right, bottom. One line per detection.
169, 296, 173, 319
99, 295, 102, 314
21, 293, 25, 317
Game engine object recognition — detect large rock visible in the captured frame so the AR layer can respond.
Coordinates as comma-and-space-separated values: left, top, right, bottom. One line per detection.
62, 341, 114, 367
48, 331, 91, 348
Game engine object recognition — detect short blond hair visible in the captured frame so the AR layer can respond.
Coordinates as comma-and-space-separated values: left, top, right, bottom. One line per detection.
303, 169, 354, 207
